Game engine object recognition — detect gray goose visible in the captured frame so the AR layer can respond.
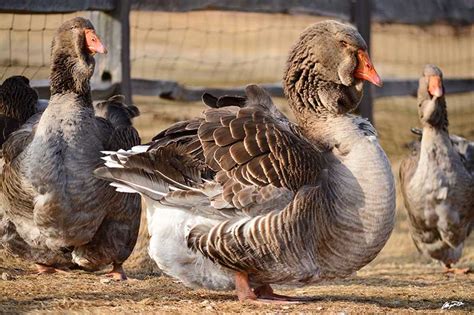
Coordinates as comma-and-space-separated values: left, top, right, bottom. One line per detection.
96, 20, 395, 301
0, 17, 141, 280
399, 64, 473, 274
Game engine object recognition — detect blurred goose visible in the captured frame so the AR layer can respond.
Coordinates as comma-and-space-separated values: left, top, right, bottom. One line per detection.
96, 20, 395, 301
400, 65, 473, 274
0, 76, 39, 147
0, 75, 39, 241
0, 17, 141, 280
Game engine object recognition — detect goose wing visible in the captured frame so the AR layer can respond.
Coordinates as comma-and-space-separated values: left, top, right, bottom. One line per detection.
97, 85, 326, 219
449, 134, 474, 176
0, 116, 22, 149
2, 113, 41, 163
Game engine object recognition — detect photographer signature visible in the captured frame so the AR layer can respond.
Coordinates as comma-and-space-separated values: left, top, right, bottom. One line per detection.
441, 301, 465, 310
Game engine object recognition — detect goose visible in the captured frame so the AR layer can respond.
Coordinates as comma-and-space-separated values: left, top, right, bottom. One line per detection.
0, 17, 141, 280
96, 20, 395, 301
0, 75, 39, 241
0, 76, 39, 147
399, 64, 473, 274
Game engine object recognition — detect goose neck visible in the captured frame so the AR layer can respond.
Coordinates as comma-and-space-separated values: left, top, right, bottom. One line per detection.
49, 51, 94, 105
306, 114, 396, 277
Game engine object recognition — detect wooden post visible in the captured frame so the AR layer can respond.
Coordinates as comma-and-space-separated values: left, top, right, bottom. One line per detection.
351, 0, 373, 123
90, 0, 131, 104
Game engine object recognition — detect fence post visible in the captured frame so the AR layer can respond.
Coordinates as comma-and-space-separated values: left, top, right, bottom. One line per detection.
351, 0, 373, 124
90, 0, 131, 104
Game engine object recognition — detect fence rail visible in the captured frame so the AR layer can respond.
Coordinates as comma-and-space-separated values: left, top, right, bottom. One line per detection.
3, 0, 473, 25
1, 0, 473, 122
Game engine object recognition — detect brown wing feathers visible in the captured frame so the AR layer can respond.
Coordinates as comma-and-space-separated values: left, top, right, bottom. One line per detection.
149, 85, 323, 212
198, 106, 322, 192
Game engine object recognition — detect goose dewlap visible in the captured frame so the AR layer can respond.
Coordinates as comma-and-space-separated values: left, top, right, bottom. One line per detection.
354, 49, 382, 87
84, 29, 107, 54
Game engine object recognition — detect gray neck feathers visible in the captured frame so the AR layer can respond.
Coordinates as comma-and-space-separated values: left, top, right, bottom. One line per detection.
311, 116, 395, 276
49, 37, 94, 106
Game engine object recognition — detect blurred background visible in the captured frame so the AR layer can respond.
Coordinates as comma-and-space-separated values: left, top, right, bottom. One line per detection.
0, 0, 473, 272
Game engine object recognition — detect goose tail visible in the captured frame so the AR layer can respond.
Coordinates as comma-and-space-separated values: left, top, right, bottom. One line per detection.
94, 145, 170, 200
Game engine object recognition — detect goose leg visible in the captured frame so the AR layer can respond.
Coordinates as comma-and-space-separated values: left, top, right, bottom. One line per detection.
35, 263, 69, 275
235, 272, 312, 303
254, 284, 315, 302
235, 272, 257, 301
105, 263, 127, 280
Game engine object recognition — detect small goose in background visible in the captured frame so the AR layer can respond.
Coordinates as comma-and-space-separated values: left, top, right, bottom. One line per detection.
400, 64, 473, 274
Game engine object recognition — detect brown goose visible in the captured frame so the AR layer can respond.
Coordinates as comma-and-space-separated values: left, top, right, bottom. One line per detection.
0, 75, 39, 246
0, 76, 39, 147
399, 64, 473, 274
96, 20, 395, 301
0, 17, 141, 280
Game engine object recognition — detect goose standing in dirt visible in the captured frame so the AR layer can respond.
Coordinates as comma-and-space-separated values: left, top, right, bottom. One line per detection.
0, 17, 141, 280
96, 20, 395, 301
399, 64, 473, 274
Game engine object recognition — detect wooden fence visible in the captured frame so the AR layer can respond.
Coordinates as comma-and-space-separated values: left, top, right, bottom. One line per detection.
1, 0, 473, 122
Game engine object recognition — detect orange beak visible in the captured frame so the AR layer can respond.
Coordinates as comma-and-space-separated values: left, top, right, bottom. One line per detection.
354, 49, 382, 87
84, 29, 107, 55
428, 75, 443, 97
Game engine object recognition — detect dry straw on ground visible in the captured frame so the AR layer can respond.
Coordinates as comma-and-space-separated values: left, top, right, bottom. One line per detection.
0, 11, 473, 314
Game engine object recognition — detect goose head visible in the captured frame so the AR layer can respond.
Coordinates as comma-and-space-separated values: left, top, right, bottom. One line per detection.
50, 17, 107, 97
0, 75, 38, 123
283, 20, 382, 118
417, 64, 448, 130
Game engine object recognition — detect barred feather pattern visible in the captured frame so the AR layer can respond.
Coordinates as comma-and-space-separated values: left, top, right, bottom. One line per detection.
97, 84, 395, 288
188, 108, 395, 285
96, 21, 396, 289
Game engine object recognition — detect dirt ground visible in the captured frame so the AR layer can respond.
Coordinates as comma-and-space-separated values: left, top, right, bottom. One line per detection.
1, 94, 473, 314
1, 262, 473, 314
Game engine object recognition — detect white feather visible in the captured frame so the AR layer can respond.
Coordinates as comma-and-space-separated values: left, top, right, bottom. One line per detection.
145, 198, 234, 290
110, 182, 138, 194
104, 161, 124, 169
131, 145, 150, 153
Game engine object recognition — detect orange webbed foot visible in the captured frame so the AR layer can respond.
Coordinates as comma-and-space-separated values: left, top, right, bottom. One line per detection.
234, 272, 314, 304
444, 267, 471, 275
105, 263, 127, 281
35, 263, 69, 275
